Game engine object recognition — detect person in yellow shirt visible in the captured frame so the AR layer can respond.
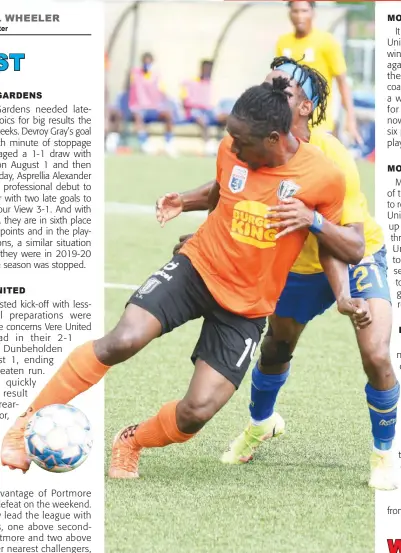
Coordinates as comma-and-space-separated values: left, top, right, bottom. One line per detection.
276, 0, 362, 144
155, 58, 396, 491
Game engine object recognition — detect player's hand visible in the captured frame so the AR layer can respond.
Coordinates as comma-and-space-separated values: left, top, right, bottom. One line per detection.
337, 297, 372, 330
264, 198, 314, 239
173, 234, 193, 255
156, 192, 183, 227
346, 116, 364, 147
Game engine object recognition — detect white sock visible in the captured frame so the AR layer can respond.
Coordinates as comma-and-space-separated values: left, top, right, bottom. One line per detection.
373, 445, 392, 455
250, 417, 270, 426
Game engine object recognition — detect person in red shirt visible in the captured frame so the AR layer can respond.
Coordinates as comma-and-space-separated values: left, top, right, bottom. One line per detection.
1, 78, 367, 480
181, 60, 227, 156
129, 52, 176, 156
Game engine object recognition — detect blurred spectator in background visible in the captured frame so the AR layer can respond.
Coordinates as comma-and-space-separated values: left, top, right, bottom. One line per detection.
104, 52, 123, 152
129, 52, 176, 157
276, 0, 362, 145
181, 60, 227, 156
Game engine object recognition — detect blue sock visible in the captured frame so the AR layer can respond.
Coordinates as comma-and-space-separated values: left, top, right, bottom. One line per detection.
165, 132, 173, 143
365, 382, 400, 450
249, 362, 290, 422
137, 131, 148, 145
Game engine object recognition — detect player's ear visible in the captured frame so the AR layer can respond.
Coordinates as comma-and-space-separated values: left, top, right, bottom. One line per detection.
299, 99, 313, 118
265, 131, 279, 146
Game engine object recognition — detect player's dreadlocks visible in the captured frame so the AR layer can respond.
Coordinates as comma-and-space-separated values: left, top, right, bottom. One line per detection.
271, 56, 329, 127
231, 77, 293, 138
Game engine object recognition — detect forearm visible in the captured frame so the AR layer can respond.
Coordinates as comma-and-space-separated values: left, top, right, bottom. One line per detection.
319, 246, 350, 301
181, 180, 215, 212
312, 218, 364, 265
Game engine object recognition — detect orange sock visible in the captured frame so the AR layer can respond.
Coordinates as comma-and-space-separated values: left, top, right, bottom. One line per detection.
134, 401, 195, 448
27, 341, 110, 414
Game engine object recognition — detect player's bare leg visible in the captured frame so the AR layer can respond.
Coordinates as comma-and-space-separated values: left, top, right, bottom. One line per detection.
110, 359, 236, 478
159, 110, 177, 157
354, 298, 399, 490
133, 111, 155, 154
105, 107, 123, 152
221, 315, 305, 464
1, 304, 161, 472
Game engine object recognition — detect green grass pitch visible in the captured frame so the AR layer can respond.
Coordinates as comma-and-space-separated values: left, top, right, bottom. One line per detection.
105, 153, 375, 553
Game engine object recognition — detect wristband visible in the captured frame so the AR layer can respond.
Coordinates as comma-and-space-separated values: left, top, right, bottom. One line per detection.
309, 211, 324, 234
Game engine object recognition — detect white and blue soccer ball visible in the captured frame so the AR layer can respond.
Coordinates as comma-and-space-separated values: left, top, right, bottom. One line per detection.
24, 404, 93, 473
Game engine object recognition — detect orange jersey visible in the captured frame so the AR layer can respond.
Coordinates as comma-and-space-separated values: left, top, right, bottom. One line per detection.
181, 136, 345, 318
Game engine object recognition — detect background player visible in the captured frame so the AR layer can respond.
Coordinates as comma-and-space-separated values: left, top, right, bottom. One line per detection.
156, 59, 396, 490
277, 1, 362, 144
129, 52, 176, 156
2, 80, 358, 480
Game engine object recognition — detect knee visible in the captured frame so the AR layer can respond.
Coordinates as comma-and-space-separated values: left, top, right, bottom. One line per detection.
363, 345, 395, 388
364, 346, 391, 373
177, 397, 218, 433
104, 326, 145, 362
259, 331, 292, 370
160, 111, 172, 123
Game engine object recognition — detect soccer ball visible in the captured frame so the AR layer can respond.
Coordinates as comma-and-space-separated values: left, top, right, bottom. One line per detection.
24, 404, 93, 473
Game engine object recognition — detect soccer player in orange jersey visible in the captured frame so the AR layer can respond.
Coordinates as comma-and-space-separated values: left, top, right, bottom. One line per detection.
158, 59, 396, 490
1, 78, 366, 479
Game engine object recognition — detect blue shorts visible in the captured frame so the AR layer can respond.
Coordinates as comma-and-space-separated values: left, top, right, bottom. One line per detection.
137, 109, 163, 123
188, 108, 217, 126
275, 246, 391, 325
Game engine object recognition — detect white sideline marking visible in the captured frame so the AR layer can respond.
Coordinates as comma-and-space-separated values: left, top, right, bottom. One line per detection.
105, 201, 204, 292
104, 283, 139, 291
105, 202, 207, 218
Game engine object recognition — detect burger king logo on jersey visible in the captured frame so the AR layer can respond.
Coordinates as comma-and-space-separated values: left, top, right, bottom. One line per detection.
231, 200, 277, 249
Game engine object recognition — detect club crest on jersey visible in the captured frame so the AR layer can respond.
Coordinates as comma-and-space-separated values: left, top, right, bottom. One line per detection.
277, 180, 300, 200
137, 277, 161, 295
229, 165, 248, 193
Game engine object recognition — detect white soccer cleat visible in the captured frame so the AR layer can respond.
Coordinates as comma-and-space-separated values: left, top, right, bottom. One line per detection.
105, 132, 120, 153
369, 449, 398, 491
204, 139, 218, 156
164, 141, 178, 158
140, 140, 157, 155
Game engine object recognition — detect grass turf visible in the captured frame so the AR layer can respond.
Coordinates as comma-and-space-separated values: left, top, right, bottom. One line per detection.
105, 153, 375, 553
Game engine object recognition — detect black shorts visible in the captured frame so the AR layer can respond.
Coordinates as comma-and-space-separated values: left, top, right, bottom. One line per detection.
128, 254, 266, 388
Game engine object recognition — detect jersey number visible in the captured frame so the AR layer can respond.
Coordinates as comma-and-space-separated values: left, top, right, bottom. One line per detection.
237, 338, 257, 368
353, 264, 383, 293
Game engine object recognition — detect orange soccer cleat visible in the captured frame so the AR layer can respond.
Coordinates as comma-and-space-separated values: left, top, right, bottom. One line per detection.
1, 410, 33, 473
108, 424, 142, 479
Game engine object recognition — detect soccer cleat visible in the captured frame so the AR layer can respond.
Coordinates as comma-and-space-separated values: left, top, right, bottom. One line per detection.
140, 141, 157, 155
368, 450, 398, 491
105, 132, 120, 153
220, 412, 285, 465
109, 424, 142, 479
1, 412, 33, 473
204, 139, 218, 156
164, 141, 178, 158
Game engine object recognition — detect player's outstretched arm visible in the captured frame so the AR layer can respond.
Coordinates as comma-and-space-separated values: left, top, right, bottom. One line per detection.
265, 197, 365, 265
155, 180, 215, 227
171, 181, 221, 255
318, 245, 372, 330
